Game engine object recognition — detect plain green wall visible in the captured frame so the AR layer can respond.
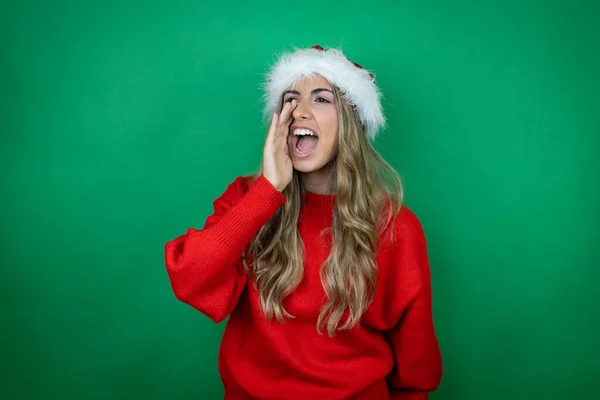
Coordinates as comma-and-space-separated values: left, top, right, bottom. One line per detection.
1, 0, 598, 399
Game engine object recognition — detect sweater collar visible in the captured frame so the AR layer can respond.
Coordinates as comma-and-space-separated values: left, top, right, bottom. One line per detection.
303, 190, 337, 215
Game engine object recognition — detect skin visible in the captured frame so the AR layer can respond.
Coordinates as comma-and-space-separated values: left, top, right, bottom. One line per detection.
283, 75, 339, 195
262, 74, 339, 195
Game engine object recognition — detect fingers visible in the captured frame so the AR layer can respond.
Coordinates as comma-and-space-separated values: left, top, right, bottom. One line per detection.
278, 100, 298, 131
267, 100, 298, 144
270, 112, 279, 135
266, 112, 279, 143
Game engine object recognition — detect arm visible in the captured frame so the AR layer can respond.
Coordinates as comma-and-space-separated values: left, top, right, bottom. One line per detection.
385, 211, 443, 400
164, 175, 286, 323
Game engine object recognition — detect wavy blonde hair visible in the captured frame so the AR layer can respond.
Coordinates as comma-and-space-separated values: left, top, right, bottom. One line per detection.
242, 83, 403, 336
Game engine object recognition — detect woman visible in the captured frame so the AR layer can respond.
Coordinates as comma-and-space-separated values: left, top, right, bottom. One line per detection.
165, 45, 443, 399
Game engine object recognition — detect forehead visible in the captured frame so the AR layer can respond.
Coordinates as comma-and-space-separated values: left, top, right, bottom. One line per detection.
286, 74, 332, 92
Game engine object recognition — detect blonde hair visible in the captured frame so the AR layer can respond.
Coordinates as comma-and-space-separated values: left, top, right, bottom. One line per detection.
242, 83, 403, 336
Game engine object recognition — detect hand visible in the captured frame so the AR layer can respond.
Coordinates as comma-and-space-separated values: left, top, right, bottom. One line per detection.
262, 100, 298, 192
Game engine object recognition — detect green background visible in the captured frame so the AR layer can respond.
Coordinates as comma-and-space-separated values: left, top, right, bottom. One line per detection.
1, 0, 598, 399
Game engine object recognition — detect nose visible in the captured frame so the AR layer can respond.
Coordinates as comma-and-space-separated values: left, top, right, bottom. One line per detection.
292, 100, 311, 121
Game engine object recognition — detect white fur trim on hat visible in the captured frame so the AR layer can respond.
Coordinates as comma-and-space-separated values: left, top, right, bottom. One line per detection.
262, 46, 385, 141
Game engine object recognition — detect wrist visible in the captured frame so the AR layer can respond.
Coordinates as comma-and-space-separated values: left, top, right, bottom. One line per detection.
261, 175, 282, 192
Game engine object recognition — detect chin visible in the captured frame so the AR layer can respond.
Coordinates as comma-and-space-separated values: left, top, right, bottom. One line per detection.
293, 157, 334, 174
292, 162, 319, 173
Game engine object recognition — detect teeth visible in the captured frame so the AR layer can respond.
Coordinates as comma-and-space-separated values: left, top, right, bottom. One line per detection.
293, 128, 316, 137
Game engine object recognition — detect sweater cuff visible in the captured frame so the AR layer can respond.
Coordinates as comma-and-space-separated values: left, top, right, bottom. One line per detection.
211, 175, 287, 254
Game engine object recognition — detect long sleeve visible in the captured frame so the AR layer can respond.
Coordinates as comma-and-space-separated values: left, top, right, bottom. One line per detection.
385, 210, 443, 400
164, 175, 286, 323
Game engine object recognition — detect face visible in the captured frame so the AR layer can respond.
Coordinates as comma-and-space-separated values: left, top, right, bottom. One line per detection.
283, 75, 339, 173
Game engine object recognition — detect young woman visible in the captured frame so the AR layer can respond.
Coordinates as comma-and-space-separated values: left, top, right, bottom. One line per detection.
165, 45, 443, 399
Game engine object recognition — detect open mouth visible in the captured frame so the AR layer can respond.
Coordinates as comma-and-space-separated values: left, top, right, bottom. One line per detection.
291, 128, 319, 158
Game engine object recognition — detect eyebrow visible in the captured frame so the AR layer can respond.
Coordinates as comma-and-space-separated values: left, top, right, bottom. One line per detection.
282, 88, 334, 96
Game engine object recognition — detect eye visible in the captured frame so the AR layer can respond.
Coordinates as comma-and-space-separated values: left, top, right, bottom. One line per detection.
284, 97, 298, 103
315, 97, 330, 103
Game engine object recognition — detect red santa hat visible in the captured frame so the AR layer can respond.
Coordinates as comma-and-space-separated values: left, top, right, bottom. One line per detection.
263, 45, 385, 141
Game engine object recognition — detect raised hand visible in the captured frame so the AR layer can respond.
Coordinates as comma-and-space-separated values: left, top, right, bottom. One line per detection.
262, 99, 298, 192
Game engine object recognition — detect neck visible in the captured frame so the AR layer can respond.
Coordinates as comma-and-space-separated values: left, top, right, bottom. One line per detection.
299, 166, 335, 195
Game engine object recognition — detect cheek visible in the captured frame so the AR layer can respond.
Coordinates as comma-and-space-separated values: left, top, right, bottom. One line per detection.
319, 126, 338, 153
323, 113, 338, 151
315, 108, 338, 138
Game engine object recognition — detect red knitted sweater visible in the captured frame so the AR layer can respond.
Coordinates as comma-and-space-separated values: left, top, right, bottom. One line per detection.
164, 175, 442, 399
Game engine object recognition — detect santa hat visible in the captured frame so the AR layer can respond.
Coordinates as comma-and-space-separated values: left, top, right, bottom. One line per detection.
262, 45, 385, 141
